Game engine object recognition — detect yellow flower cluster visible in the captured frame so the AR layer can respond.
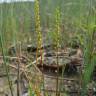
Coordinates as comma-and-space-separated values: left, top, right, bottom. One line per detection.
34, 0, 42, 48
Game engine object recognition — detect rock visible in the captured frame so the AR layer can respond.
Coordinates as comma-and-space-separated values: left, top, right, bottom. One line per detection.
22, 93, 28, 96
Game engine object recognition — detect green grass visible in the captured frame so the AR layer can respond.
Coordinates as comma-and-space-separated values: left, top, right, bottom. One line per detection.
0, 0, 96, 96
0, 4, 14, 96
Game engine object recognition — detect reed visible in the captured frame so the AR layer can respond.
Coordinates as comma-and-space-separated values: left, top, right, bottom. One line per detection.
81, 0, 96, 95
0, 3, 14, 96
54, 7, 61, 96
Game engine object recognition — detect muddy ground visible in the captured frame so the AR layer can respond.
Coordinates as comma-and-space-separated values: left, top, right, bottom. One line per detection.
0, 45, 96, 96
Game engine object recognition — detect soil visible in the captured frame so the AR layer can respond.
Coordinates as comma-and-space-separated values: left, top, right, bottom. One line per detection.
0, 45, 95, 96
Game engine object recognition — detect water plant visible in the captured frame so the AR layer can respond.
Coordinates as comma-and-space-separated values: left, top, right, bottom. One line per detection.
54, 7, 61, 96
34, 0, 42, 65
27, 0, 44, 95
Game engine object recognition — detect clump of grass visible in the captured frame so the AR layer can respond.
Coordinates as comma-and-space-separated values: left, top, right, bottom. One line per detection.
0, 4, 14, 96
0, 32, 14, 96
81, 24, 96, 95
81, 0, 96, 95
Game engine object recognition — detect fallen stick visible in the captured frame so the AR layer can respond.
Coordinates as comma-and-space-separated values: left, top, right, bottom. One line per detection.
0, 55, 22, 59
44, 74, 79, 81
25, 52, 46, 68
9, 64, 42, 76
